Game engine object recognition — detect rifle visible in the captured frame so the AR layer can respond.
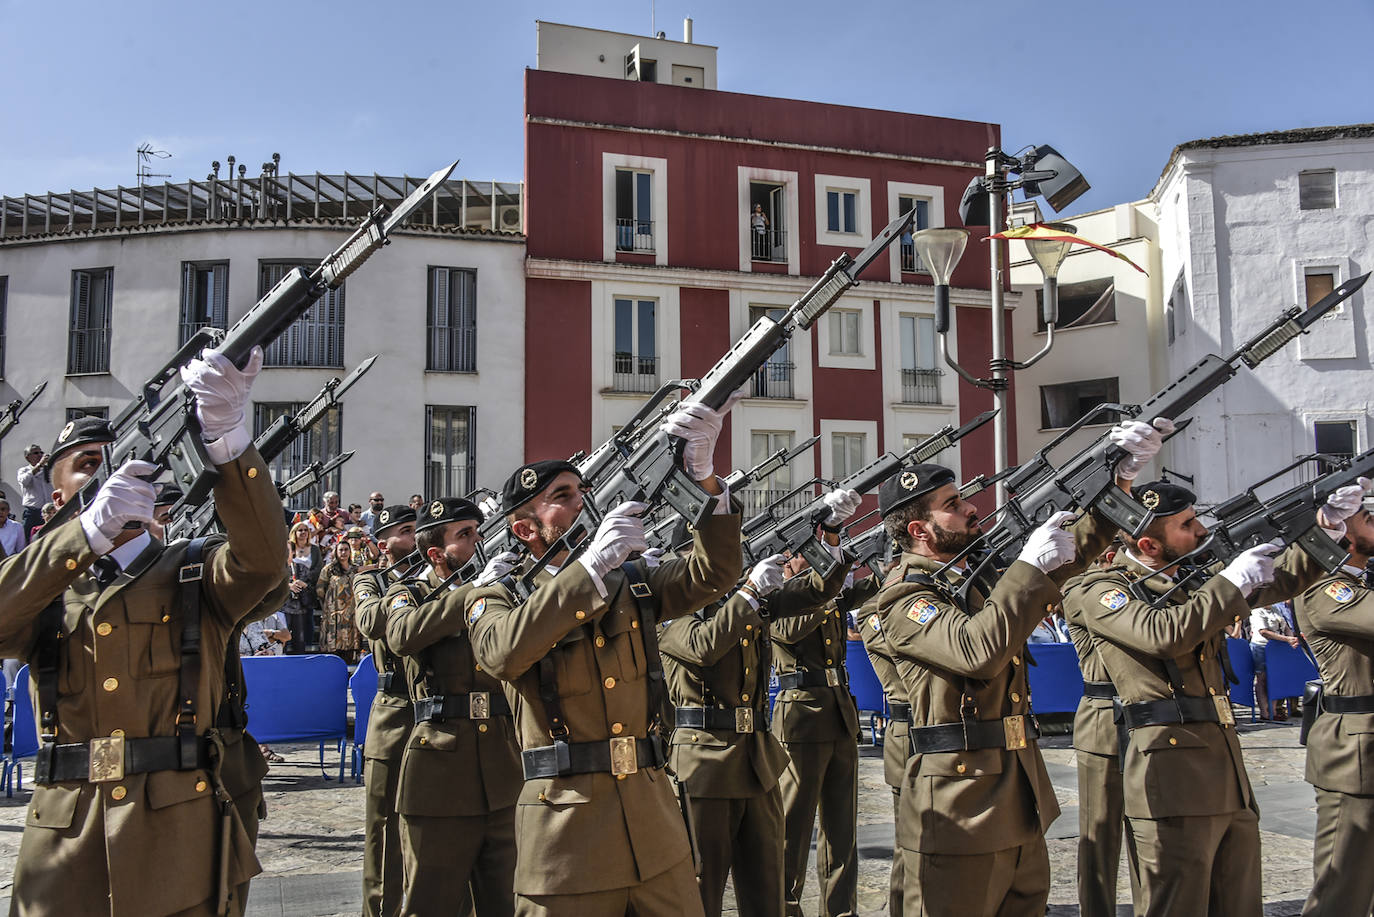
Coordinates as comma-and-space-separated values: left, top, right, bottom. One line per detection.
0, 382, 47, 444
45, 160, 457, 535
255, 356, 378, 463
741, 410, 997, 578
939, 272, 1370, 603
280, 451, 355, 505
838, 509, 893, 577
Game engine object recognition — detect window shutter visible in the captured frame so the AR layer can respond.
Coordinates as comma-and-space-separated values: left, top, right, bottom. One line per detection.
212, 263, 228, 327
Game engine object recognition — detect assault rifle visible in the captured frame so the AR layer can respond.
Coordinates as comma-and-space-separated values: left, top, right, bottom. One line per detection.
838, 509, 893, 577
280, 451, 355, 505
45, 161, 457, 535
741, 410, 996, 578
0, 382, 47, 444
938, 272, 1370, 604
255, 356, 378, 463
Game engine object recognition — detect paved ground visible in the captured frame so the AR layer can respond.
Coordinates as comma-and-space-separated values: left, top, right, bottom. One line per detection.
0, 714, 1319, 915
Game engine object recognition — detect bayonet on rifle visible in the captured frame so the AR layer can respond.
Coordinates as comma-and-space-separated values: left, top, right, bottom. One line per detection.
0, 381, 47, 444
256, 355, 379, 463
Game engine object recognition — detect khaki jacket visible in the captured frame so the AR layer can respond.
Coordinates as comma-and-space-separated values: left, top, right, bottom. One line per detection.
660, 562, 847, 798
354, 567, 413, 764
1295, 568, 1374, 794
383, 569, 522, 818
468, 509, 741, 896
0, 448, 287, 917
1064, 591, 1120, 758
860, 597, 910, 789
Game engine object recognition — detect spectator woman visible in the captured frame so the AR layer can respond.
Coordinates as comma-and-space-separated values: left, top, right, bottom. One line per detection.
1250, 601, 1300, 720
316, 536, 366, 663
283, 521, 323, 653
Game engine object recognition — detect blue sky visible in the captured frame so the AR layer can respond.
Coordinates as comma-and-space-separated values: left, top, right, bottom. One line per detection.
4, 0, 1372, 216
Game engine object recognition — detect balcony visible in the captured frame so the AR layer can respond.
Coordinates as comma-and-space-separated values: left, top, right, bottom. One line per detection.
901, 368, 942, 404
612, 353, 659, 393
750, 228, 787, 263
67, 328, 111, 375
900, 240, 928, 274
740, 487, 812, 519
750, 361, 794, 399
615, 219, 655, 253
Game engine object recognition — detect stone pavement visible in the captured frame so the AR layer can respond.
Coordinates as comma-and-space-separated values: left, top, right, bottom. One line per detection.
0, 716, 1320, 915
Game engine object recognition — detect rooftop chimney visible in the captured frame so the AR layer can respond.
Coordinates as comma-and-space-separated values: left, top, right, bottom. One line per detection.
684, 17, 693, 43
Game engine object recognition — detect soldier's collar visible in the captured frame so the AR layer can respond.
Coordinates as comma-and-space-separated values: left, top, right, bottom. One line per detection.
1340, 563, 1366, 579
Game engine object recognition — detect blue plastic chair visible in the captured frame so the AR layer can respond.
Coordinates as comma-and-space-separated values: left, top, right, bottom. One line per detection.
4, 666, 39, 796
1265, 640, 1319, 717
1226, 637, 1257, 721
1025, 643, 1084, 714
348, 654, 378, 783
241, 654, 349, 780
846, 640, 888, 745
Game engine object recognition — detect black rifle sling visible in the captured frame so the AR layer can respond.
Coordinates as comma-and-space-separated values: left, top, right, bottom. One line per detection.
177, 538, 209, 768
217, 632, 248, 730
33, 596, 65, 773
621, 561, 668, 733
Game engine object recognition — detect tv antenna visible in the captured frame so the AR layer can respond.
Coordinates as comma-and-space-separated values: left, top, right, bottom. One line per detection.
136, 143, 172, 186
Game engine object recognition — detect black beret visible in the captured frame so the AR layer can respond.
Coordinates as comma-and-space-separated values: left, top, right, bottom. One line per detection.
154, 485, 184, 507
50, 416, 115, 463
373, 504, 416, 535
1132, 480, 1196, 518
503, 460, 581, 514
415, 497, 482, 534
878, 463, 956, 517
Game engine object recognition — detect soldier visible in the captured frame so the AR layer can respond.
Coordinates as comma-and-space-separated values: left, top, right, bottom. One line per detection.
468, 398, 742, 916
768, 487, 869, 917
858, 592, 908, 917
1064, 477, 1364, 916
1293, 493, 1374, 915
383, 497, 521, 917
0, 346, 288, 917
354, 503, 419, 917
659, 487, 856, 917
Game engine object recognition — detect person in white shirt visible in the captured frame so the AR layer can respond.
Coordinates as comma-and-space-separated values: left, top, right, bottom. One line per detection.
15, 443, 46, 543
1249, 602, 1299, 720
0, 499, 25, 557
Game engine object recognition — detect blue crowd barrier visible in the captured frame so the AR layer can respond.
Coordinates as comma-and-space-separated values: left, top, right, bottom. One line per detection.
1265, 640, 1319, 715
4, 666, 38, 796
348, 655, 378, 783
1227, 637, 1257, 720
1025, 643, 1084, 713
242, 654, 349, 780
847, 640, 885, 713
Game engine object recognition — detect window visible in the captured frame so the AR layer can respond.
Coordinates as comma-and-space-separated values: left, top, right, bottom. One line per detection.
259, 262, 345, 368
1299, 170, 1336, 210
748, 182, 787, 263
65, 406, 108, 421
829, 309, 861, 355
0, 275, 6, 380
1036, 278, 1117, 331
832, 433, 866, 481
826, 189, 858, 234
638, 59, 657, 82
1305, 269, 1336, 309
1314, 420, 1357, 475
901, 433, 927, 453
897, 197, 931, 272
254, 402, 342, 509
426, 405, 476, 497
1040, 377, 1120, 430
1167, 272, 1189, 344
615, 170, 654, 253
612, 297, 657, 392
427, 267, 477, 372
68, 267, 113, 375
749, 306, 793, 398
745, 431, 804, 517
899, 314, 941, 404
179, 261, 228, 347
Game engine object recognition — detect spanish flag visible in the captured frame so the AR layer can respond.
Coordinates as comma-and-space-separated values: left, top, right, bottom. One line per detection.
991, 223, 1147, 275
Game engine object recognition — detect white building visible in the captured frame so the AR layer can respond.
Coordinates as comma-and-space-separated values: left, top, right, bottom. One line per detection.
0, 170, 526, 509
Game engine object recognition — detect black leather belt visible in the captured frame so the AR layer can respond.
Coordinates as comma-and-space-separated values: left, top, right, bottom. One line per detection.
377, 671, 394, 691
1083, 681, 1117, 699
908, 715, 1040, 754
521, 736, 665, 779
377, 671, 409, 698
1120, 695, 1230, 729
777, 667, 845, 690
35, 736, 212, 785
888, 701, 911, 720
414, 691, 512, 723
675, 705, 757, 733
1321, 693, 1374, 714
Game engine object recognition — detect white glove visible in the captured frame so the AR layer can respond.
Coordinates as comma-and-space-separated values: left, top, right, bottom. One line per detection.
79, 459, 159, 555
745, 553, 787, 597
180, 346, 263, 441
661, 392, 745, 481
1110, 417, 1175, 481
473, 550, 519, 587
1317, 478, 1373, 537
478, 495, 501, 520
821, 488, 862, 527
1016, 510, 1077, 574
577, 501, 649, 582
1218, 540, 1283, 597
641, 547, 667, 569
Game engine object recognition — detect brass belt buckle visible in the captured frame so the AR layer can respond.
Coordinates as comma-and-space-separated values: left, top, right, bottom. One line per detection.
609, 736, 638, 776
1213, 695, 1236, 726
89, 735, 125, 783
825, 669, 840, 688
469, 692, 490, 720
1003, 715, 1028, 750
735, 708, 754, 733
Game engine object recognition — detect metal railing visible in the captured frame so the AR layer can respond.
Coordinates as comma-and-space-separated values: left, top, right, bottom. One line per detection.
900, 240, 928, 274
67, 328, 111, 375
750, 361, 795, 399
427, 326, 477, 372
615, 219, 655, 253
901, 368, 942, 404
750, 228, 787, 262
740, 487, 812, 518
612, 354, 659, 392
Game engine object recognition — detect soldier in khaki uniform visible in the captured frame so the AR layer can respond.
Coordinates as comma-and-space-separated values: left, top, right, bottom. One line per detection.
1291, 498, 1374, 916
383, 497, 522, 917
858, 595, 908, 917
468, 398, 741, 917
1064, 478, 1359, 916
0, 347, 289, 917
354, 504, 418, 917
659, 491, 854, 917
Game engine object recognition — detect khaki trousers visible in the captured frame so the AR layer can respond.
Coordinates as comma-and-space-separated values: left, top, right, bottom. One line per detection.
1303, 787, 1374, 915
691, 791, 785, 917
902, 835, 1050, 917
778, 739, 858, 917
1075, 749, 1135, 917
1127, 807, 1260, 917
889, 789, 903, 917
363, 757, 405, 917
516, 854, 705, 917
400, 806, 514, 917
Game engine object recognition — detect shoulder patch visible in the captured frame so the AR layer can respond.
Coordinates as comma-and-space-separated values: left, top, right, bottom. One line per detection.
906, 597, 939, 626
389, 594, 414, 612
1325, 581, 1356, 604
467, 598, 486, 625
1099, 588, 1130, 611
355, 585, 376, 602
869, 614, 881, 632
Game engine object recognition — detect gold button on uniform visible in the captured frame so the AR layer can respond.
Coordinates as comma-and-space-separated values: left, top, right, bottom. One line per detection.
161, 615, 171, 623
745, 624, 753, 631
538, 792, 547, 802
1169, 737, 1178, 746
575, 610, 586, 620
419, 737, 428, 745
97, 622, 113, 636
478, 724, 488, 733
631, 621, 639, 629
1209, 687, 1217, 696
111, 729, 125, 737
824, 638, 832, 645
1011, 692, 1020, 703
111, 786, 127, 801
65, 559, 77, 570
247, 467, 258, 479
611, 723, 624, 735
741, 639, 749, 647
103, 677, 119, 693
195, 780, 208, 793
1012, 655, 1021, 666
474, 664, 482, 672
595, 636, 606, 648
604, 677, 616, 689
741, 693, 750, 701
956, 762, 967, 774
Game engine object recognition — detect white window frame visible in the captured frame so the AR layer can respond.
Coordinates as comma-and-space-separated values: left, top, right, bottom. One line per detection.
737, 166, 800, 273
814, 174, 871, 247
1294, 255, 1357, 361
886, 181, 946, 282
818, 419, 876, 483
815, 295, 874, 370
610, 295, 659, 392
603, 153, 668, 265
